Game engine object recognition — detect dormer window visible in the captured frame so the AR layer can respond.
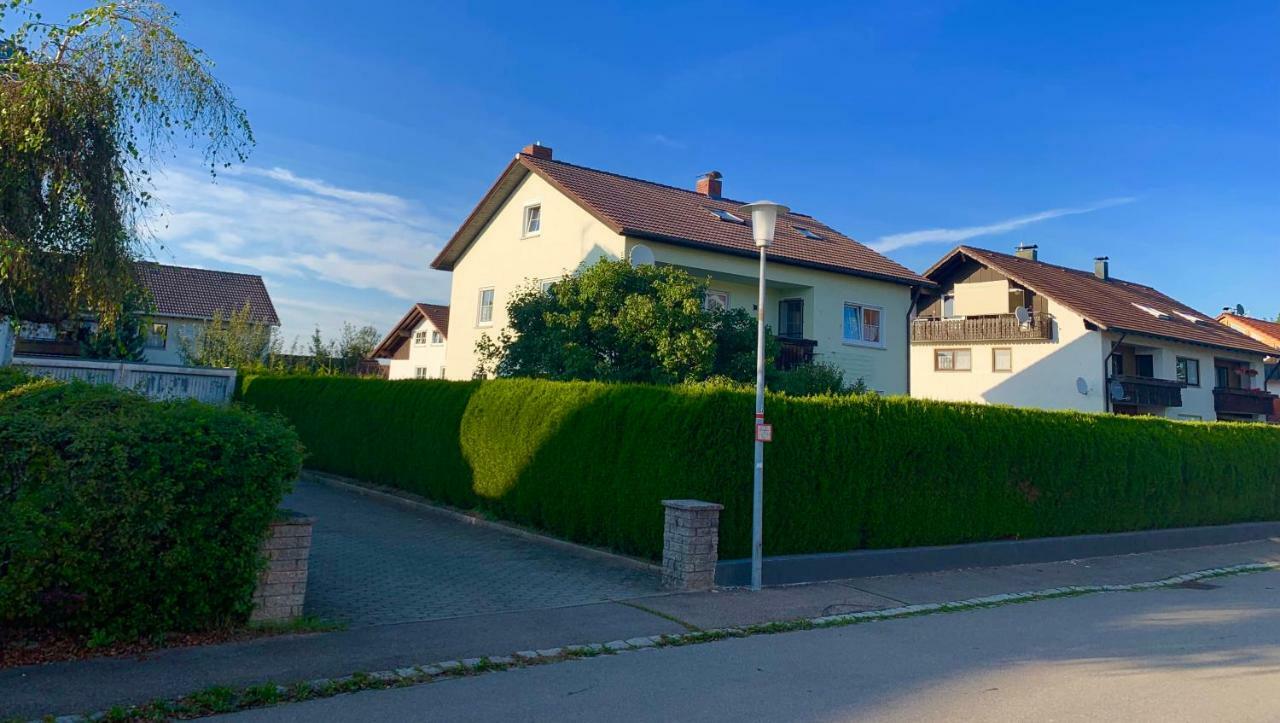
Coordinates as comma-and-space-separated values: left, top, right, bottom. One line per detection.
794, 226, 823, 240
1131, 303, 1171, 320
522, 204, 542, 237
709, 208, 745, 224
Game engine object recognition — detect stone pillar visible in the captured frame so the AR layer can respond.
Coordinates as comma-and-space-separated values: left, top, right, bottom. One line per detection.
661, 499, 724, 592
251, 514, 315, 623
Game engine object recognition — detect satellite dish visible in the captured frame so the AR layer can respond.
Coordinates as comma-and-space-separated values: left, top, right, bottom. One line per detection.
1109, 380, 1127, 402
629, 244, 655, 267
1075, 377, 1089, 396
1014, 306, 1031, 325
1236, 304, 1246, 316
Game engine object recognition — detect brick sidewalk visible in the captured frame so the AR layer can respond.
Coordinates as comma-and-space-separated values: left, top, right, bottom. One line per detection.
284, 479, 661, 627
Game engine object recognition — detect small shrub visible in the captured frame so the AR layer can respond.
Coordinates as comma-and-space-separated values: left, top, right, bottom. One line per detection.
0, 371, 303, 640
769, 361, 853, 396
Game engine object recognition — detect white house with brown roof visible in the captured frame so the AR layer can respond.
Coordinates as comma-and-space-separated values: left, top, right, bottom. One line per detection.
370, 303, 450, 380
1217, 311, 1280, 421
428, 144, 931, 393
15, 261, 279, 366
909, 245, 1277, 422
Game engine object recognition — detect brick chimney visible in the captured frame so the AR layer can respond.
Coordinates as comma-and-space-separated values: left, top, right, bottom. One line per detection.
1094, 256, 1110, 281
695, 171, 723, 199
1015, 243, 1038, 261
521, 142, 552, 160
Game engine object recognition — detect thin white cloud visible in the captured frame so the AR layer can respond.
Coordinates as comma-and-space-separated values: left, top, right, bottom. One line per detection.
648, 133, 687, 150
145, 164, 454, 341
871, 197, 1136, 253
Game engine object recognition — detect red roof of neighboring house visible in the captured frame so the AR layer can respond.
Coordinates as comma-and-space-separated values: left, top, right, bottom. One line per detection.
135, 262, 280, 326
924, 246, 1276, 356
371, 303, 449, 359
432, 151, 931, 287
1217, 312, 1280, 351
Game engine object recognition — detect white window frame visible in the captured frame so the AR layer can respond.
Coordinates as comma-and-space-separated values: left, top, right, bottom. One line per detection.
413, 330, 429, 346
145, 322, 169, 350
522, 203, 542, 238
430, 330, 444, 346
704, 289, 730, 312
414, 367, 429, 379
477, 287, 495, 327
842, 302, 886, 349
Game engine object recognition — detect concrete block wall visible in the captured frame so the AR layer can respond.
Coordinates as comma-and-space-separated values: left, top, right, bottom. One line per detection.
251, 515, 315, 623
661, 499, 724, 592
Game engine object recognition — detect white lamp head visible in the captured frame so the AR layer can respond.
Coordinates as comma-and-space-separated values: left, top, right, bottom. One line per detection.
739, 200, 790, 248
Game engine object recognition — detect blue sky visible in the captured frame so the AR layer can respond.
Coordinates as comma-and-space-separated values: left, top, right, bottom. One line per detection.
32, 1, 1280, 343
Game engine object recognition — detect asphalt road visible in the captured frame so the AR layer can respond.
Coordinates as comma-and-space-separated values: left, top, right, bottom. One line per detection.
222, 570, 1280, 722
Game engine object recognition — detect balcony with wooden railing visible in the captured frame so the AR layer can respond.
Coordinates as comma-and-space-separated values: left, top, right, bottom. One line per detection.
776, 337, 817, 370
1213, 387, 1277, 417
1110, 375, 1184, 408
911, 312, 1054, 343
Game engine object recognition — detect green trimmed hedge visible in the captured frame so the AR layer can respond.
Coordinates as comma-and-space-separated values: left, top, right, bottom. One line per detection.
1, 372, 303, 640
240, 375, 1280, 561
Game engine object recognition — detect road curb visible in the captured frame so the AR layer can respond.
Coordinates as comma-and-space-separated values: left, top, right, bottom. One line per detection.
42, 561, 1279, 721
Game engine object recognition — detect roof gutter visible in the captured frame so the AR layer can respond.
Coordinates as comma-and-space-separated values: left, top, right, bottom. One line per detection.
623, 230, 938, 289
1102, 326, 1276, 359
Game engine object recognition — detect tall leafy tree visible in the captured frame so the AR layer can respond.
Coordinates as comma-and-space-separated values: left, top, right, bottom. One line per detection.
79, 284, 151, 360
0, 0, 252, 330
178, 303, 275, 369
475, 258, 765, 384
335, 322, 380, 366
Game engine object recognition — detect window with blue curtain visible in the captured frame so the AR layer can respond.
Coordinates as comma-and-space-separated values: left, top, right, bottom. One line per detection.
843, 303, 862, 342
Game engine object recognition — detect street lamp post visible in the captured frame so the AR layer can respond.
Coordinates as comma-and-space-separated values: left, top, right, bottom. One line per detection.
739, 200, 788, 592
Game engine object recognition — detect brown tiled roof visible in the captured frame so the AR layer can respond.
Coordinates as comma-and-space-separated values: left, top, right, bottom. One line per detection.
1218, 313, 1280, 350
432, 152, 931, 287
417, 303, 450, 339
925, 246, 1276, 356
134, 262, 279, 325
370, 302, 449, 359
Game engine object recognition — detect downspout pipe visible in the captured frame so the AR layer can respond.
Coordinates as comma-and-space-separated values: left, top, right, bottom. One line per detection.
905, 286, 922, 396
1102, 332, 1128, 414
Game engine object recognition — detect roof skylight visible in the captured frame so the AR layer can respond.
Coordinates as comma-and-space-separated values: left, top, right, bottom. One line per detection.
709, 208, 745, 224
794, 226, 823, 240
1173, 311, 1206, 324
1132, 303, 1172, 320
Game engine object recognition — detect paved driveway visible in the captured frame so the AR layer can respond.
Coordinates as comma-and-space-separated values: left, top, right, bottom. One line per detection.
283, 478, 662, 627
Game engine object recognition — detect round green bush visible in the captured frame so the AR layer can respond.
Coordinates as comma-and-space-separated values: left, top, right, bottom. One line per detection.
0, 372, 303, 640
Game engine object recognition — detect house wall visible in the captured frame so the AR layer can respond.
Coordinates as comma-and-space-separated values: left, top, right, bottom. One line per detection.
910, 298, 1109, 413
636, 240, 913, 395
952, 279, 1011, 317
444, 171, 627, 380
141, 316, 203, 366
388, 317, 448, 380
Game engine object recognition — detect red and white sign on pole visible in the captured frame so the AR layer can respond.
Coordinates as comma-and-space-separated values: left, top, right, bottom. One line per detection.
755, 422, 773, 443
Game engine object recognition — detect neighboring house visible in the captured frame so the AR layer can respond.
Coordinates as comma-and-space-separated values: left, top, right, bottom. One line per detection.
15, 261, 279, 366
370, 303, 449, 380
429, 144, 931, 392
1216, 311, 1280, 421
909, 245, 1277, 422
